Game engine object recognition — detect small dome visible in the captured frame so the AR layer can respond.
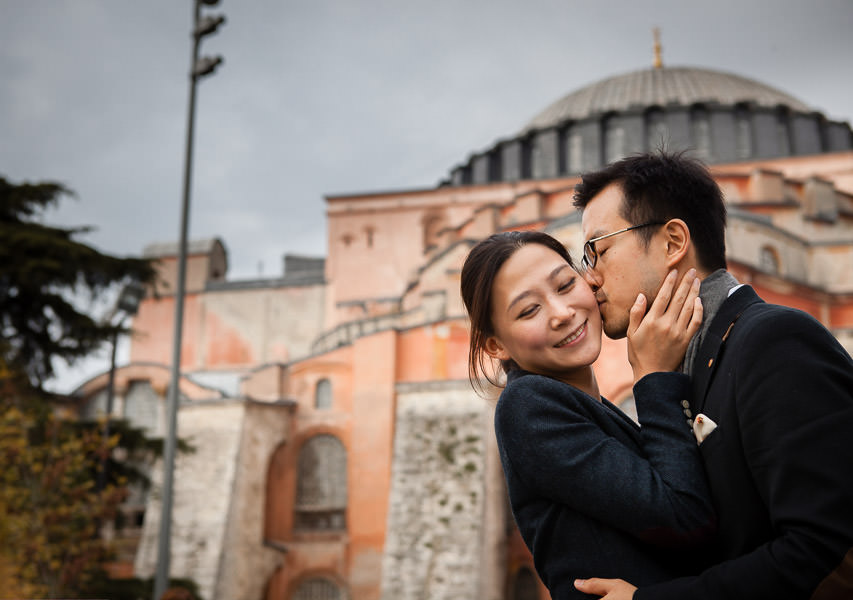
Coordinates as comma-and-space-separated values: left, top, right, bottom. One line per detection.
523, 66, 812, 132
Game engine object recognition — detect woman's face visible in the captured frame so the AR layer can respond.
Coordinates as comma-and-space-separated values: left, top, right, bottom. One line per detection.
486, 243, 602, 386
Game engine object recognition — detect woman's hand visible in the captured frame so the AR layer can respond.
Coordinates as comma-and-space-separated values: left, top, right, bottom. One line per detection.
627, 268, 703, 382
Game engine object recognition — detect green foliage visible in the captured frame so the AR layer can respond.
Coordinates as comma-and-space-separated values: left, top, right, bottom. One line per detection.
0, 378, 179, 598
0, 175, 170, 598
0, 176, 155, 387
0, 384, 126, 598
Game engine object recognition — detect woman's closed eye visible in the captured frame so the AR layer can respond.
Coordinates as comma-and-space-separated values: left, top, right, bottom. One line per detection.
557, 276, 576, 293
517, 304, 540, 319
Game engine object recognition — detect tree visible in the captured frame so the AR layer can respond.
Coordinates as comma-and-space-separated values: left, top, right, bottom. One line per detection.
0, 382, 128, 598
0, 176, 165, 597
0, 176, 155, 389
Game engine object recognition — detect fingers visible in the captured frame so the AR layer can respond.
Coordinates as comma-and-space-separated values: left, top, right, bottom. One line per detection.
686, 295, 704, 338
652, 268, 699, 330
668, 268, 697, 320
575, 577, 638, 599
574, 578, 609, 595
676, 276, 701, 331
627, 293, 647, 338
647, 269, 678, 318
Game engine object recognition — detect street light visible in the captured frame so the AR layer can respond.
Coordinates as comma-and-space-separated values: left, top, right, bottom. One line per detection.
96, 281, 146, 493
152, 1, 225, 599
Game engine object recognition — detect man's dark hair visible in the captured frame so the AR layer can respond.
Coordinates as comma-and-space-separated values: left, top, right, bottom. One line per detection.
573, 150, 727, 272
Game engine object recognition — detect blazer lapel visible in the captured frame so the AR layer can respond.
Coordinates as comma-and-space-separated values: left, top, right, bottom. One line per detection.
691, 286, 763, 414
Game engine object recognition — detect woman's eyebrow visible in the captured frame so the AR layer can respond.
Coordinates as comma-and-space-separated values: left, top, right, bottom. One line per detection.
506, 263, 570, 312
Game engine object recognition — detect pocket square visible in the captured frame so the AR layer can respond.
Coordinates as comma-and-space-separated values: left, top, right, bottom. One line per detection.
692, 414, 718, 444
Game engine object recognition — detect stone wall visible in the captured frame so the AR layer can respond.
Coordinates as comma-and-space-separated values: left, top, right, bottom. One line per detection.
381, 382, 504, 600
214, 400, 292, 600
135, 400, 246, 600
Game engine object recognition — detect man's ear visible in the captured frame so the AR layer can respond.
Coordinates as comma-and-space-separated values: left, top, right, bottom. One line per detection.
662, 218, 691, 268
484, 336, 510, 361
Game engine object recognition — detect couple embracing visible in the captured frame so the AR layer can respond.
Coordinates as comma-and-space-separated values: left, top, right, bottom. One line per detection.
461, 151, 853, 599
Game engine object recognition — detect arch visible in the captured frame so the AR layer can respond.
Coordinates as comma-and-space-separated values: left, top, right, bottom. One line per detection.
759, 245, 781, 275
775, 106, 792, 156
264, 440, 291, 542
603, 113, 625, 164
735, 104, 753, 159
314, 378, 332, 410
566, 126, 583, 174
124, 379, 159, 434
645, 108, 669, 151
690, 105, 712, 161
295, 434, 347, 531
292, 575, 346, 600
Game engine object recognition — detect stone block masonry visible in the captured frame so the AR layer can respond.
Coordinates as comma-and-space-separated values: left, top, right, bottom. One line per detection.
381, 384, 498, 600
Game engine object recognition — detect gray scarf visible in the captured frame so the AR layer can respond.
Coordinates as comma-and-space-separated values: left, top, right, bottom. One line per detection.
681, 269, 741, 376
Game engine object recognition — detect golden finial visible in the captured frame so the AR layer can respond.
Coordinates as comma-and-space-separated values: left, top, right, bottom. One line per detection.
653, 27, 663, 68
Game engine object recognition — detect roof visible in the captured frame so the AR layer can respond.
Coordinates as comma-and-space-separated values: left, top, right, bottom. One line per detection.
143, 238, 226, 258
522, 66, 812, 132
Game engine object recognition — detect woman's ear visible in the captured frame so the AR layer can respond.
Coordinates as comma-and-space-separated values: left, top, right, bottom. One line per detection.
662, 218, 691, 268
484, 336, 510, 361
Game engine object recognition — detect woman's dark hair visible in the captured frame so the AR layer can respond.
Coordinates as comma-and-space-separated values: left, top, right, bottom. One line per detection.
460, 230, 575, 393
573, 150, 727, 272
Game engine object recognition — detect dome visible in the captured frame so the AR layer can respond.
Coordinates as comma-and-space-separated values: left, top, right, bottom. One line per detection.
523, 66, 812, 133
443, 64, 852, 188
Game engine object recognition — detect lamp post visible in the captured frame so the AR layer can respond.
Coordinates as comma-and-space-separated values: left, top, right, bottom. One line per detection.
152, 2, 224, 599
96, 281, 146, 493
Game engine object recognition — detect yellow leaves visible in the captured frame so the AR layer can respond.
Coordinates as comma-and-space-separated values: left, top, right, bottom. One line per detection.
0, 395, 130, 597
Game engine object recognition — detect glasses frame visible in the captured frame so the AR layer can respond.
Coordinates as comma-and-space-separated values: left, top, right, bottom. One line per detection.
581, 222, 665, 272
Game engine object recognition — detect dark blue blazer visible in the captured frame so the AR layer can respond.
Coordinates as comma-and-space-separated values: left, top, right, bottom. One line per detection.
495, 370, 717, 599
637, 286, 853, 600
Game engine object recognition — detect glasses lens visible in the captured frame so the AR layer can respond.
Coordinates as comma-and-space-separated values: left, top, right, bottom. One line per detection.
583, 243, 596, 270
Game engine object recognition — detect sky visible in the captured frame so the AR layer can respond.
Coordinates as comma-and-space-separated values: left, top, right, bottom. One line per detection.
2, 0, 852, 391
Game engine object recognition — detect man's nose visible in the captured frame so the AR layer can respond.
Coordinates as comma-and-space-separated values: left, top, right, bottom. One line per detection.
582, 266, 601, 292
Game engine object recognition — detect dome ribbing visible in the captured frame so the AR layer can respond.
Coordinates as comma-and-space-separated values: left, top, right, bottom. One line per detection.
523, 66, 812, 133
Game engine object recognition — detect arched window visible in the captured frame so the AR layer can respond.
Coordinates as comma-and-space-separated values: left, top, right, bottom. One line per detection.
776, 109, 792, 156
646, 109, 669, 150
759, 245, 780, 275
295, 434, 347, 531
568, 130, 583, 174
124, 380, 159, 434
691, 107, 712, 161
510, 567, 540, 600
735, 106, 753, 159
315, 378, 332, 410
292, 577, 343, 600
604, 115, 625, 164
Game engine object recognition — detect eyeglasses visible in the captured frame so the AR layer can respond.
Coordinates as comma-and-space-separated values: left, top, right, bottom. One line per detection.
581, 222, 665, 272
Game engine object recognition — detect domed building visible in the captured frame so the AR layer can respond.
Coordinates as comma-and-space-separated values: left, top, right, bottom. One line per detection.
74, 60, 853, 600
444, 64, 852, 186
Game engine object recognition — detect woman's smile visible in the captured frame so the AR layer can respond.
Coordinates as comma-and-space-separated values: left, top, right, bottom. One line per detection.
555, 320, 588, 348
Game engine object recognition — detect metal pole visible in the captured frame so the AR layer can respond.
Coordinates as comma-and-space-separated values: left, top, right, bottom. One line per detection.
97, 326, 120, 493
153, 2, 201, 598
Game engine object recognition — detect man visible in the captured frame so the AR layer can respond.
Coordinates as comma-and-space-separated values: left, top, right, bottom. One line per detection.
571, 151, 853, 600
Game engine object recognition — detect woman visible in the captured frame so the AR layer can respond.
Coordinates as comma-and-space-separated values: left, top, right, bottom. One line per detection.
460, 231, 715, 599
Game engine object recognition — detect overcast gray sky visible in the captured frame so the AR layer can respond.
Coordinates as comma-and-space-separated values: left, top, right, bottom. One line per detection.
3, 0, 851, 391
